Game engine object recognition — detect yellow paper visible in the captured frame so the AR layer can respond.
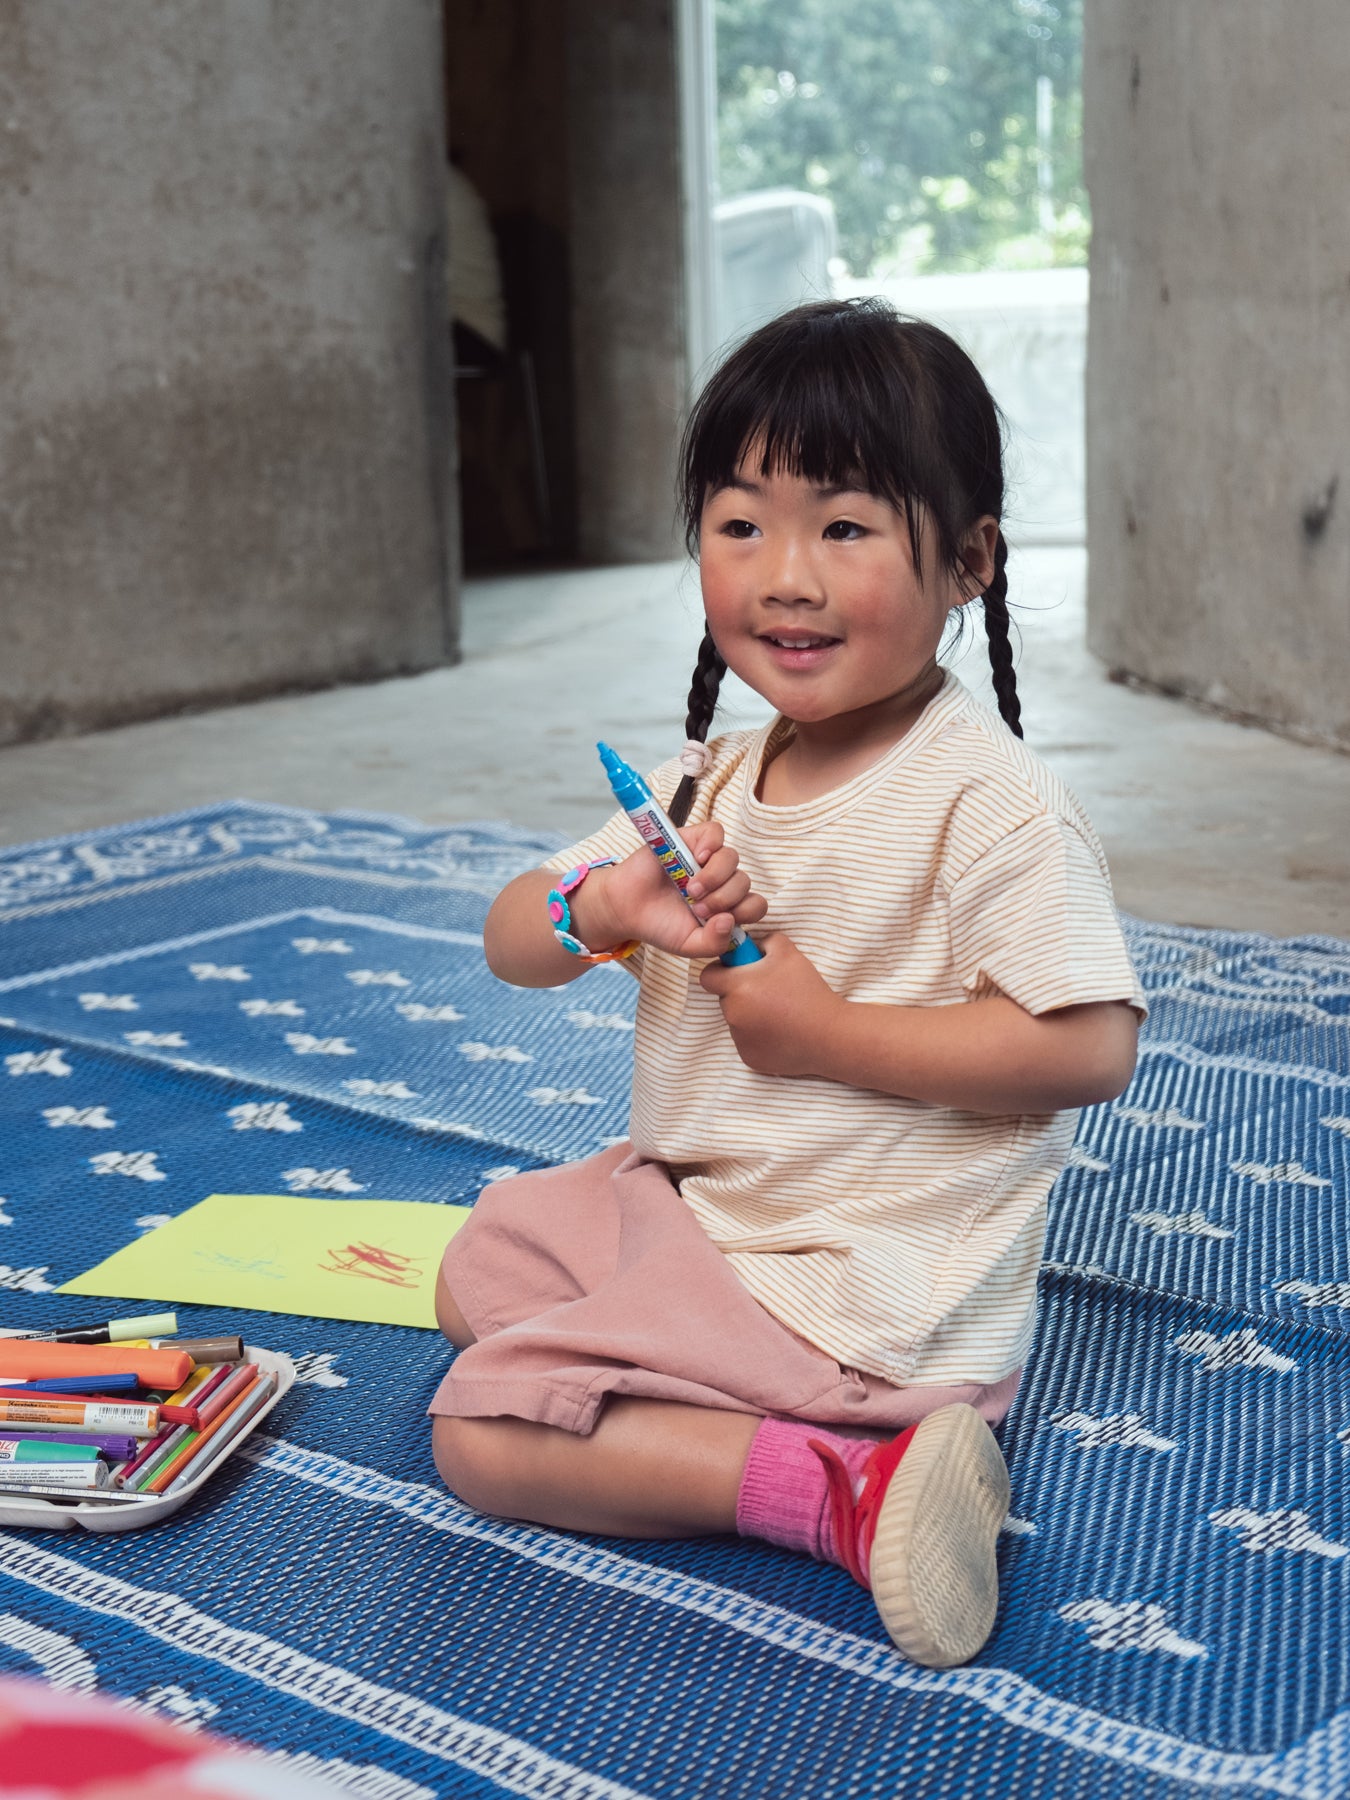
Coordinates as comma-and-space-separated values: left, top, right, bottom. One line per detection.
59, 1193, 470, 1329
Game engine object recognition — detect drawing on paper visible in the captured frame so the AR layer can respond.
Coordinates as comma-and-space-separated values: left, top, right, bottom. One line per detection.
317, 1241, 426, 1290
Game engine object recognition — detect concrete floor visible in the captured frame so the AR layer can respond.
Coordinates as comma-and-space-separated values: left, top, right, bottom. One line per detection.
1, 547, 1346, 940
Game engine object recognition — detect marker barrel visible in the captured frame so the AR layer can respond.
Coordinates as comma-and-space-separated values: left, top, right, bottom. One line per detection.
148, 1382, 262, 1493
131, 1423, 195, 1492
159, 1362, 233, 1426
146, 1336, 242, 1364
597, 742, 764, 967
0, 1461, 108, 1490
0, 1344, 189, 1388
195, 1363, 257, 1429
114, 1423, 176, 1490
0, 1428, 136, 1460
163, 1374, 275, 1495
0, 1438, 100, 1464
4, 1312, 177, 1346
0, 1373, 141, 1395
0, 1397, 159, 1436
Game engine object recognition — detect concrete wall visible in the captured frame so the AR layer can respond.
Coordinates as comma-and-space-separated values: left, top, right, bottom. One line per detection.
566, 1, 687, 563
1084, 4, 1350, 750
0, 0, 457, 747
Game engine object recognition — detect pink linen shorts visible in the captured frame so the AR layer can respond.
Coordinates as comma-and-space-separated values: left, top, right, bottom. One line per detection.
428, 1144, 1020, 1435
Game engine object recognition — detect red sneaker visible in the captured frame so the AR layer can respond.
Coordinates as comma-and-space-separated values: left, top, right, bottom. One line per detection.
810, 1402, 1010, 1667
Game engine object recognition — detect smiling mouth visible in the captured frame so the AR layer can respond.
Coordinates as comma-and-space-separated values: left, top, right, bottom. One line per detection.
760, 633, 841, 649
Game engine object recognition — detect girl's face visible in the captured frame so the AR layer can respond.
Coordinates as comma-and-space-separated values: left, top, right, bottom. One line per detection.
698, 457, 997, 740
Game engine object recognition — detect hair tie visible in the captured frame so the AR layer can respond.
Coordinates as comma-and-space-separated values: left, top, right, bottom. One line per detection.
678, 739, 712, 778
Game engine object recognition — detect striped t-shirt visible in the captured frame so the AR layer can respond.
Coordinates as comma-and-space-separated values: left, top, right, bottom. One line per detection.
548, 672, 1145, 1387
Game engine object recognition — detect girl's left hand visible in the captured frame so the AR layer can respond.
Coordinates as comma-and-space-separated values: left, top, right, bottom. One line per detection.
698, 932, 842, 1077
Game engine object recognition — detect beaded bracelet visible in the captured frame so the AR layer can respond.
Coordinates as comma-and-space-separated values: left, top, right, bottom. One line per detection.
547, 859, 640, 963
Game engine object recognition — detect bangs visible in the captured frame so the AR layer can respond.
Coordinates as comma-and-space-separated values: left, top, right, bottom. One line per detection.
689, 383, 931, 572
680, 298, 1000, 580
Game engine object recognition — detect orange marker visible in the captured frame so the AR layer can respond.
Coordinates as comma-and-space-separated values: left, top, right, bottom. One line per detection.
0, 1344, 190, 1389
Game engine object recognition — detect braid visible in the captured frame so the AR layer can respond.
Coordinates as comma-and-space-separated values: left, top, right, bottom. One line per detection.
667, 627, 726, 826
981, 533, 1023, 739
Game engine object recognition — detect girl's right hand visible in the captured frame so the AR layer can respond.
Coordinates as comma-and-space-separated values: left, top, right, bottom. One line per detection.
576, 821, 769, 961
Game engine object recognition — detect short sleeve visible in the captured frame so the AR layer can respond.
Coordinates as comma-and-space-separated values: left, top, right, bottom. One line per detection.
946, 813, 1147, 1017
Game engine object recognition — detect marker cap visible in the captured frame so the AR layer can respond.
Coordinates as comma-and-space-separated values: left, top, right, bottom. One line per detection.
718, 934, 764, 967
109, 1312, 177, 1343
146, 1335, 242, 1364
597, 741, 649, 811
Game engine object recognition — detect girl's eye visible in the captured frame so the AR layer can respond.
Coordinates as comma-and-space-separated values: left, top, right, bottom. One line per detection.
721, 518, 759, 539
824, 519, 866, 541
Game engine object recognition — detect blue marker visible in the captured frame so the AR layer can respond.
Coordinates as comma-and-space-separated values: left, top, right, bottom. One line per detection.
598, 743, 763, 967
0, 1373, 142, 1395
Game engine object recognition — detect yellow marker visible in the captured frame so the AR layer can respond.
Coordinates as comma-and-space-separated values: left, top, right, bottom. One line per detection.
158, 1366, 215, 1408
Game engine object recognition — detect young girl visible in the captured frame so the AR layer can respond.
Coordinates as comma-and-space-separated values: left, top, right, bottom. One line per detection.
429, 298, 1144, 1669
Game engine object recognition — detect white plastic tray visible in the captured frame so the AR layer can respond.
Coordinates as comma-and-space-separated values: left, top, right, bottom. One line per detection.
0, 1346, 295, 1533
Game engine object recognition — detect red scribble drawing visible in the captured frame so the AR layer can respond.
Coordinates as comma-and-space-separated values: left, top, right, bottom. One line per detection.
318, 1241, 426, 1290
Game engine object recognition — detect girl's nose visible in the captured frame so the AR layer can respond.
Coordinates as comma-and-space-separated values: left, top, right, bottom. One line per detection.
762, 535, 826, 607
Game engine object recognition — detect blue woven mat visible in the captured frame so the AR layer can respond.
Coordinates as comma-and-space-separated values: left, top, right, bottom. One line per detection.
1, 801, 1348, 1800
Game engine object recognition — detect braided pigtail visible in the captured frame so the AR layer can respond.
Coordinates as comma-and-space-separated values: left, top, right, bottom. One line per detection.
666, 628, 726, 827
981, 533, 1022, 739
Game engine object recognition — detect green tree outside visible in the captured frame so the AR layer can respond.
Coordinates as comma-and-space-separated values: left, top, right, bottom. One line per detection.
716, 0, 1086, 278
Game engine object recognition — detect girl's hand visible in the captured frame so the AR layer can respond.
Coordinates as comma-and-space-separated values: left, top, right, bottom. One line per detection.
575, 820, 768, 961
698, 932, 842, 1076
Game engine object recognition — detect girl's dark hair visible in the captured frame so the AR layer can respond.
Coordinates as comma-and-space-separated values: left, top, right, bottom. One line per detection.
668, 296, 1020, 826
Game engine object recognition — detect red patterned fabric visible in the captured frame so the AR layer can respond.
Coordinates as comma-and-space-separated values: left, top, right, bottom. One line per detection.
0, 1678, 338, 1797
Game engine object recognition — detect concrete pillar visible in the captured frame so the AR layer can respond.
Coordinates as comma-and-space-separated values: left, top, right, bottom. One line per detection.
0, 0, 457, 747
1084, 3, 1350, 750
566, 0, 687, 563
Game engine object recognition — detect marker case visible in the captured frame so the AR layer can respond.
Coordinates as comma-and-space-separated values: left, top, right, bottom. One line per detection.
0, 1346, 295, 1533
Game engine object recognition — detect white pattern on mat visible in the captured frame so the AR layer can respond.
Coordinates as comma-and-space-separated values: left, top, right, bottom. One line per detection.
238, 1435, 1350, 1797
0, 1530, 654, 1800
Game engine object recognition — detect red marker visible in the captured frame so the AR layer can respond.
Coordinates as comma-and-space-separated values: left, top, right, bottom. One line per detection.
195, 1364, 258, 1429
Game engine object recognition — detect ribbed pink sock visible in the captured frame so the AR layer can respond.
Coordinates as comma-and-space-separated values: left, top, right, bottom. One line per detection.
735, 1416, 881, 1566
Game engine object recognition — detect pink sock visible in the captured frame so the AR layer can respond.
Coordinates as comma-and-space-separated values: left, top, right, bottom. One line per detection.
735, 1416, 881, 1567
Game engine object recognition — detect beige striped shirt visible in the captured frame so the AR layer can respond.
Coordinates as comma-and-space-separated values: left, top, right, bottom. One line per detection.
548, 673, 1145, 1387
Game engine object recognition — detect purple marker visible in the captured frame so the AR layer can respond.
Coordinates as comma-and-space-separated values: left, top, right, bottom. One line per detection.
0, 1428, 136, 1460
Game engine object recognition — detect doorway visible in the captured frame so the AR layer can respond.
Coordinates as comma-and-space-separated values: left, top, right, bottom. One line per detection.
685, 0, 1088, 543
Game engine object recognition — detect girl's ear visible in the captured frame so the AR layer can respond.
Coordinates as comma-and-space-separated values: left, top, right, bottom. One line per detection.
955, 516, 1000, 599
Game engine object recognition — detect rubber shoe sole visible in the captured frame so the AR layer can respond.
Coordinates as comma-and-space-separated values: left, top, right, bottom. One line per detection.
867, 1402, 1010, 1668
